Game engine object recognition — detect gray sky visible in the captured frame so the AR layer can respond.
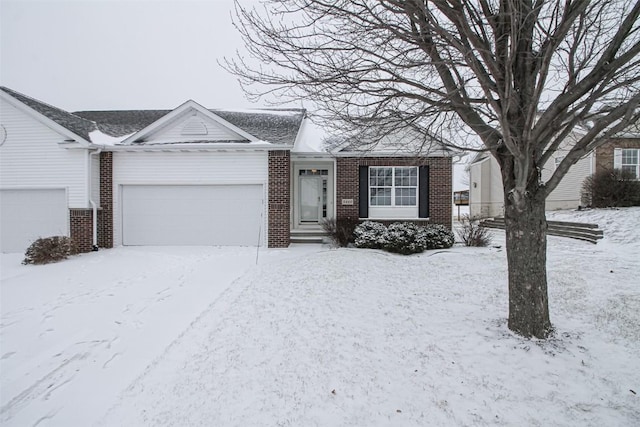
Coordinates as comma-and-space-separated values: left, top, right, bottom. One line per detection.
0, 0, 264, 111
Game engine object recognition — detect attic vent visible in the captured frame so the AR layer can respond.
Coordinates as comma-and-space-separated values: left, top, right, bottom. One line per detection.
181, 117, 208, 136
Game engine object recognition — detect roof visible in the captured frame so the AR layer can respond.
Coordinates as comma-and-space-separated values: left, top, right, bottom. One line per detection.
74, 108, 306, 145
332, 127, 458, 157
0, 86, 96, 141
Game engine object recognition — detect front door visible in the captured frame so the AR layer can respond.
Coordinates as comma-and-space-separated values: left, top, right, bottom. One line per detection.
299, 175, 323, 223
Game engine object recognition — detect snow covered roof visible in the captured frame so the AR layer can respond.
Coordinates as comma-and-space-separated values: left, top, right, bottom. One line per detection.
0, 86, 95, 142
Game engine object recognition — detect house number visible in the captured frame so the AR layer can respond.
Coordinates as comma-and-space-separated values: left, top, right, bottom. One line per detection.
341, 199, 354, 205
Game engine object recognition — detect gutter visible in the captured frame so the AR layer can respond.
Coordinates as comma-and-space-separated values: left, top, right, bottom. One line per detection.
88, 147, 103, 251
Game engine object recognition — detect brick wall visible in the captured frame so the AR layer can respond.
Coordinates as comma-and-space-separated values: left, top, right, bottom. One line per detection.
336, 156, 452, 229
99, 152, 113, 248
69, 208, 93, 253
595, 138, 640, 175
268, 150, 291, 247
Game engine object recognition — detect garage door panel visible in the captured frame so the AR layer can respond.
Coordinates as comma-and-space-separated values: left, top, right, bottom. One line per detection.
122, 185, 263, 246
0, 189, 68, 253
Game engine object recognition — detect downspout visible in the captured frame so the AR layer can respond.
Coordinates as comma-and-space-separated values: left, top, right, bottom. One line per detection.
89, 147, 103, 251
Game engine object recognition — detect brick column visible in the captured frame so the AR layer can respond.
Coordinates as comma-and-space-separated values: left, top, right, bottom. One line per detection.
99, 152, 113, 248
268, 150, 291, 247
69, 209, 93, 253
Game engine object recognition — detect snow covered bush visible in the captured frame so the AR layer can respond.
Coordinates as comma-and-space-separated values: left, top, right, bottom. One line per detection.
353, 221, 454, 254
384, 222, 426, 254
419, 224, 456, 250
320, 217, 359, 247
456, 216, 492, 247
23, 236, 72, 265
353, 221, 389, 249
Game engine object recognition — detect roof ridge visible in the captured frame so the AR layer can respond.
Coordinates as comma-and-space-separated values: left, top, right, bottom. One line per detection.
1, 86, 96, 127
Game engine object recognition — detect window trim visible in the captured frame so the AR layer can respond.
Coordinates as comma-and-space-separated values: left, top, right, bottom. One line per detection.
620, 148, 640, 179
368, 166, 418, 207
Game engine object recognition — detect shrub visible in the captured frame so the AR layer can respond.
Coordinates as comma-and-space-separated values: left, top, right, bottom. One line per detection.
384, 222, 426, 254
456, 215, 493, 247
353, 221, 455, 254
581, 168, 640, 207
320, 217, 359, 247
420, 224, 456, 250
353, 221, 388, 249
23, 236, 72, 265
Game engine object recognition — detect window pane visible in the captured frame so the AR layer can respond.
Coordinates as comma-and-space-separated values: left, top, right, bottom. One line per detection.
622, 149, 638, 164
621, 165, 638, 178
395, 188, 416, 206
371, 188, 391, 206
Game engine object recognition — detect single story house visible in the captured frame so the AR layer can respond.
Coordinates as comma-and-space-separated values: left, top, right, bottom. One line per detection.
469, 126, 640, 218
0, 86, 455, 253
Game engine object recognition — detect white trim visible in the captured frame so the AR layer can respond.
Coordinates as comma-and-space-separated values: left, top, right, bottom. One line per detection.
291, 160, 335, 229
0, 89, 91, 146
105, 143, 292, 152
120, 100, 261, 145
614, 148, 622, 169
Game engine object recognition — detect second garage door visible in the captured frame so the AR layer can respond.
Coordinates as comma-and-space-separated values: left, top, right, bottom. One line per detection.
121, 185, 264, 246
0, 188, 68, 253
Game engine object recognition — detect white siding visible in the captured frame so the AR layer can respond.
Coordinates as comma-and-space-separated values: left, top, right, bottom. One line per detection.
0, 98, 88, 207
469, 157, 504, 218
470, 149, 592, 218
112, 151, 268, 246
90, 153, 100, 203
544, 154, 591, 210
145, 110, 246, 143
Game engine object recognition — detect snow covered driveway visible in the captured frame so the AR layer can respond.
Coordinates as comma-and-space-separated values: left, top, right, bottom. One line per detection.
0, 245, 323, 426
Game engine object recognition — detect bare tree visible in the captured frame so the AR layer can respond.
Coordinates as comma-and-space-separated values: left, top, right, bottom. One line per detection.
226, 0, 640, 338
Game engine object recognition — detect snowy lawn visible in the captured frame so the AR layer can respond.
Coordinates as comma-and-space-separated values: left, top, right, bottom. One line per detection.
0, 245, 324, 426
2, 208, 639, 426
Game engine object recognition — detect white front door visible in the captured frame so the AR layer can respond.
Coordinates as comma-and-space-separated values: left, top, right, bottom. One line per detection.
299, 176, 323, 223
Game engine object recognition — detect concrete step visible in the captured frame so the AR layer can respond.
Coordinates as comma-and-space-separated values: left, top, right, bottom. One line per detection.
290, 229, 329, 244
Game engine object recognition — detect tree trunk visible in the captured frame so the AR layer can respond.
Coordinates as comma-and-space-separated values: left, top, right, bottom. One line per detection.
503, 190, 552, 338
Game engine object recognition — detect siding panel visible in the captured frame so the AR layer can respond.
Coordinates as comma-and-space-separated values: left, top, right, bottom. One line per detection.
0, 98, 88, 207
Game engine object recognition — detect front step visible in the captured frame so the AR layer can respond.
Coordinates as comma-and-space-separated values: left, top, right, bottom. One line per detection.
290, 229, 329, 244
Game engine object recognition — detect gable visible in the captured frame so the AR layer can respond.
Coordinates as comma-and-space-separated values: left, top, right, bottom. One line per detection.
140, 109, 249, 143
0, 87, 93, 144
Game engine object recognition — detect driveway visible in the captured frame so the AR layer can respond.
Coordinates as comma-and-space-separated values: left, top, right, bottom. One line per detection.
0, 245, 324, 427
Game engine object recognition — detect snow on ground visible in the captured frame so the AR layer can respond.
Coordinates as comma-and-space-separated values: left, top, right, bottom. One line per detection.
2, 208, 639, 426
0, 245, 324, 426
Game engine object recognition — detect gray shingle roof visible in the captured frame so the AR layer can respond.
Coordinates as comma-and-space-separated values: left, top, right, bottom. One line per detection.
74, 108, 306, 145
1, 86, 96, 141
1, 86, 305, 146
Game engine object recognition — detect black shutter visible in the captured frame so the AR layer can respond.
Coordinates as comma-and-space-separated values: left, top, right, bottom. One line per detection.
418, 165, 429, 218
359, 166, 369, 218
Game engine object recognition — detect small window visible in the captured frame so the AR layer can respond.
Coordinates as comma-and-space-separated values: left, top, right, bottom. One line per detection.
621, 149, 639, 178
369, 166, 417, 207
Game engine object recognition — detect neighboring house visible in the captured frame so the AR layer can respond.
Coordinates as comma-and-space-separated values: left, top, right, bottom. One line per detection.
0, 87, 454, 253
468, 126, 640, 219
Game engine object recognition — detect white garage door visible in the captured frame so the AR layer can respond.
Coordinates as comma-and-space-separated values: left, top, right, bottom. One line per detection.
0, 189, 68, 253
121, 185, 264, 246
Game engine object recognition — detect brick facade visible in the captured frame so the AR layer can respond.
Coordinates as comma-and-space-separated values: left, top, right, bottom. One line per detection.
336, 156, 452, 229
99, 152, 113, 248
594, 138, 640, 175
69, 208, 94, 253
268, 150, 291, 247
